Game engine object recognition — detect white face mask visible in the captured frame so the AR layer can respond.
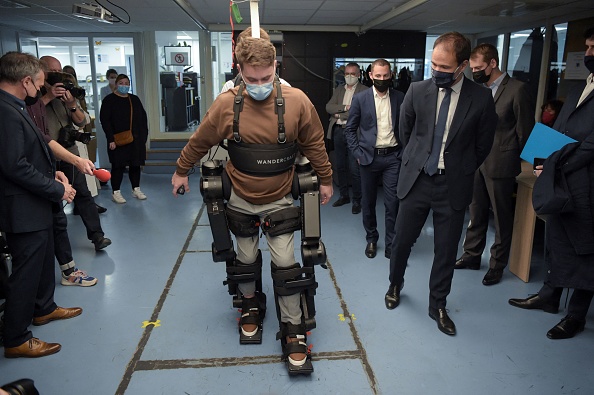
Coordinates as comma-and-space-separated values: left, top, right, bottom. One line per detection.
344, 75, 358, 86
108, 77, 116, 86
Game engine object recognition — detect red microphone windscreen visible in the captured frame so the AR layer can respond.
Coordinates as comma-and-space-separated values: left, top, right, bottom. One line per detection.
93, 169, 111, 182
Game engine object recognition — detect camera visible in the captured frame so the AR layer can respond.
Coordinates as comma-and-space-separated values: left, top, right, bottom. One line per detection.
46, 71, 86, 100
1, 379, 40, 395
57, 124, 95, 148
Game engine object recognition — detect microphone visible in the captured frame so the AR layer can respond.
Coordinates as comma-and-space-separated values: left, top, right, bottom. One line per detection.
93, 169, 111, 182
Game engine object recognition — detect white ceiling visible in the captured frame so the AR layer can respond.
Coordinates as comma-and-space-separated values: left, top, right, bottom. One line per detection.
0, 0, 593, 37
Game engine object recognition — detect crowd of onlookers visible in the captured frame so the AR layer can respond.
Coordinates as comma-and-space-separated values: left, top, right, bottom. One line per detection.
1, 27, 593, 377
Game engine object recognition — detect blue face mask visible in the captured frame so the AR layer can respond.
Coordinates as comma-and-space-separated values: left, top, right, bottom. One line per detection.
431, 64, 462, 88
245, 81, 273, 101
117, 85, 130, 95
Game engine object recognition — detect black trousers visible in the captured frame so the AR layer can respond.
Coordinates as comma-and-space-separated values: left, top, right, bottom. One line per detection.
389, 172, 466, 309
53, 207, 73, 266
111, 165, 141, 192
3, 228, 57, 348
57, 161, 104, 241
332, 124, 361, 202
538, 282, 593, 320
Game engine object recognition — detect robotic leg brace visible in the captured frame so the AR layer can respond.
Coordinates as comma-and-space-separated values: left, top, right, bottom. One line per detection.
263, 157, 327, 375
200, 160, 267, 344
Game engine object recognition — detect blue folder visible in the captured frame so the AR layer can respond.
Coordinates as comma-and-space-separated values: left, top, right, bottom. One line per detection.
520, 122, 577, 164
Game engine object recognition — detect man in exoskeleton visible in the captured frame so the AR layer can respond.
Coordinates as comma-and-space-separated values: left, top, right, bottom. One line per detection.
171, 37, 333, 375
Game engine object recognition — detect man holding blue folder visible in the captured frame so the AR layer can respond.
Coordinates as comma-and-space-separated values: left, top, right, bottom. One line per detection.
509, 27, 594, 339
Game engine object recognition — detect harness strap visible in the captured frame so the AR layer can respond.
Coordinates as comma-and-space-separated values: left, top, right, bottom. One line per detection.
232, 77, 286, 144
232, 82, 245, 142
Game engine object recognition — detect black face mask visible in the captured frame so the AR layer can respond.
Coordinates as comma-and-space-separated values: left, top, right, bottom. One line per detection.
584, 55, 594, 74
24, 82, 41, 106
373, 79, 392, 93
472, 68, 491, 84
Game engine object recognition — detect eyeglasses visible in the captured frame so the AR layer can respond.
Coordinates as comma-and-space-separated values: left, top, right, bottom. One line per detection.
344, 73, 358, 76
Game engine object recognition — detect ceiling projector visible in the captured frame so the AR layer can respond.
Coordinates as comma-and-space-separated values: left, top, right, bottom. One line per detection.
72, 3, 115, 23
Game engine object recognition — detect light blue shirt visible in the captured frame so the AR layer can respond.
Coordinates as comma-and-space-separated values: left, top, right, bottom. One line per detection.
486, 72, 507, 97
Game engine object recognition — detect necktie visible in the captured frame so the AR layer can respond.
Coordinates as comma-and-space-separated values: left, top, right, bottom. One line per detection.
425, 87, 452, 175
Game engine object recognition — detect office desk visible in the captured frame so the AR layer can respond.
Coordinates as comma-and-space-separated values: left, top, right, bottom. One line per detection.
509, 164, 541, 282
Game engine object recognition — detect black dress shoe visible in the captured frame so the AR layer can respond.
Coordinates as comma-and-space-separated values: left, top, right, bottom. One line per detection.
454, 257, 480, 270
332, 196, 350, 207
93, 236, 112, 251
547, 316, 586, 339
482, 268, 503, 285
385, 285, 400, 310
365, 242, 377, 259
508, 294, 559, 314
352, 202, 361, 214
428, 307, 456, 335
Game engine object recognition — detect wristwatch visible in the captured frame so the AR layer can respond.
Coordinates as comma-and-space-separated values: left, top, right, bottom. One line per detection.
70, 106, 77, 112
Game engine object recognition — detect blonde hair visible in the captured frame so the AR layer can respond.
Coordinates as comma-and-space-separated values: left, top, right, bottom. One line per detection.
235, 37, 276, 68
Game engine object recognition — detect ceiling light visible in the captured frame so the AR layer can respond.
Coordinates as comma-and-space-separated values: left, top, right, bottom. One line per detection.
360, 0, 429, 32
0, 0, 30, 8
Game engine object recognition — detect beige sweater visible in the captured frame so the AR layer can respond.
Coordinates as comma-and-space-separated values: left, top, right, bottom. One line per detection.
176, 85, 332, 205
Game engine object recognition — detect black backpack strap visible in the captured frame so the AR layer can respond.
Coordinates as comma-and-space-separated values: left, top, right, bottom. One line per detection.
232, 81, 245, 142
274, 77, 286, 143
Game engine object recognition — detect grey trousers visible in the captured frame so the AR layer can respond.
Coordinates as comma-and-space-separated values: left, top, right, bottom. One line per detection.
228, 189, 302, 325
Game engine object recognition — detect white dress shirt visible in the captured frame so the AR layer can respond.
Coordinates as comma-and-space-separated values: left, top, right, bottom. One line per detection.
373, 87, 397, 148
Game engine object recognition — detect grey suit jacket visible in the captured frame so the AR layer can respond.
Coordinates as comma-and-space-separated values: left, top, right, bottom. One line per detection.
0, 89, 64, 233
481, 74, 534, 178
325, 82, 369, 139
398, 77, 498, 210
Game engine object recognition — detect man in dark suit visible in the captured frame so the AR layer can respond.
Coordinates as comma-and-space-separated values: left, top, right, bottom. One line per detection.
455, 44, 534, 286
509, 27, 594, 339
385, 32, 497, 335
326, 62, 368, 215
345, 59, 404, 259
0, 52, 82, 358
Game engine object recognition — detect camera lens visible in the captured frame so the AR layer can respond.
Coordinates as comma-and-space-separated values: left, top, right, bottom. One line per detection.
75, 132, 94, 144
1, 378, 40, 395
71, 87, 86, 100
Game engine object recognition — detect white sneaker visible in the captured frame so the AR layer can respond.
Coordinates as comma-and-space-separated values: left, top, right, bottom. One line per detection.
132, 187, 147, 200
112, 190, 126, 204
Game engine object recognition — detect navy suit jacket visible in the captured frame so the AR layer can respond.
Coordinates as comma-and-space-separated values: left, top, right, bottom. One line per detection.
397, 77, 497, 210
0, 89, 64, 233
344, 87, 404, 166
553, 79, 594, 144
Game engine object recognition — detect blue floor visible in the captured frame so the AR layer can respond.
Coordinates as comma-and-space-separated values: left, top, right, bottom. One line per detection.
1, 173, 593, 395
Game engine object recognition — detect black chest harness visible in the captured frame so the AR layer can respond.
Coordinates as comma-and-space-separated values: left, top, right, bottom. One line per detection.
227, 79, 298, 177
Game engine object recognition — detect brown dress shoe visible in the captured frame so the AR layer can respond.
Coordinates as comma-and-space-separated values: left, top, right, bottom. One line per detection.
32, 306, 83, 326
4, 337, 61, 358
